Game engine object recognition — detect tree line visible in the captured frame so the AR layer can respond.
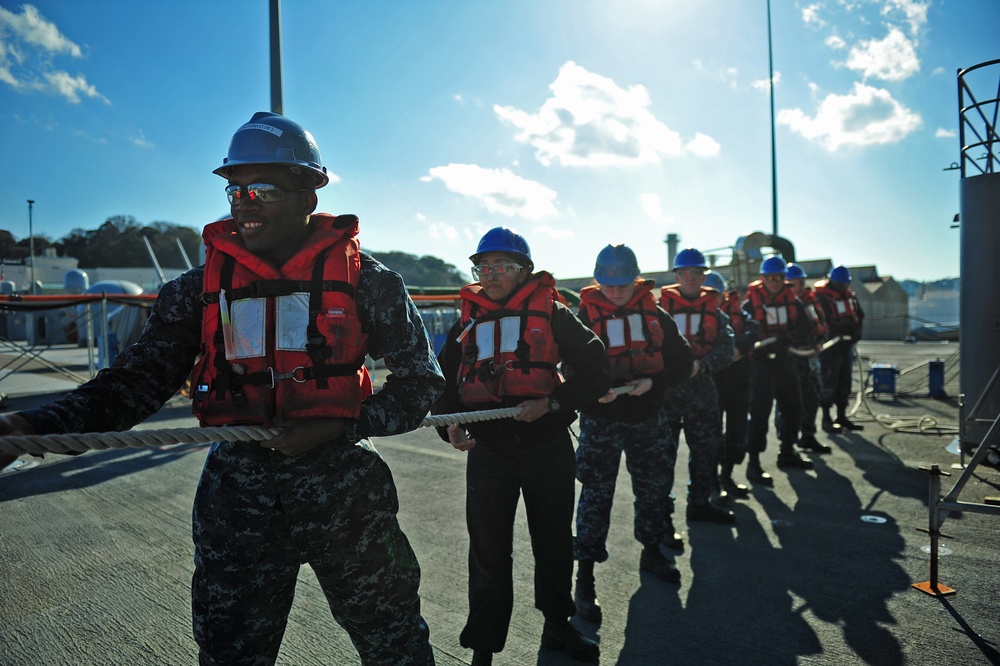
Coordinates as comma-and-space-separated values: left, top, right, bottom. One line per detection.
1, 215, 467, 287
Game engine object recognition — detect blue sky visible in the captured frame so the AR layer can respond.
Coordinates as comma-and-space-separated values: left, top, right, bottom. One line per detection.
1, 1, 996, 283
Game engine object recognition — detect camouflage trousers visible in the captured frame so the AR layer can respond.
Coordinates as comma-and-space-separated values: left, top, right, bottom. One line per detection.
574, 409, 674, 561
664, 375, 724, 507
192, 438, 434, 666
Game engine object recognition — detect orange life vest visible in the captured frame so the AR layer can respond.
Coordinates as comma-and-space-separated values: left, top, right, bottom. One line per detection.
658, 285, 721, 359
813, 280, 861, 329
192, 214, 373, 427
578, 279, 665, 380
744, 281, 800, 338
456, 272, 562, 404
798, 287, 828, 338
722, 292, 746, 337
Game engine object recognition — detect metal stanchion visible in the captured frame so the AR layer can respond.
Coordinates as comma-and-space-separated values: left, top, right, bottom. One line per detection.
912, 464, 956, 596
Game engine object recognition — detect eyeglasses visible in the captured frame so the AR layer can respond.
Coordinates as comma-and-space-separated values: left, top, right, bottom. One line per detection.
763, 274, 785, 281
472, 263, 522, 279
225, 183, 304, 205
675, 268, 705, 278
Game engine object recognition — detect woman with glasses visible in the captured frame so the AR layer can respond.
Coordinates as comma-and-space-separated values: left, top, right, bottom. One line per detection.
742, 256, 816, 480
432, 227, 612, 666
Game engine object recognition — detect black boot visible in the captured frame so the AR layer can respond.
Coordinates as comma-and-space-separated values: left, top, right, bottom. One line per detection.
720, 463, 750, 498
663, 516, 684, 551
574, 559, 602, 623
797, 434, 832, 454
836, 406, 864, 430
471, 650, 493, 665
541, 618, 600, 663
687, 501, 736, 524
746, 452, 774, 486
822, 406, 842, 433
639, 544, 681, 583
777, 444, 814, 469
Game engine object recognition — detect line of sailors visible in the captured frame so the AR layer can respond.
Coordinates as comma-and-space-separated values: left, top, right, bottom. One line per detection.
433, 227, 864, 665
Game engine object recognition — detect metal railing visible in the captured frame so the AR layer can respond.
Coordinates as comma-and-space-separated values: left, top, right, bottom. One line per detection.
958, 59, 1000, 177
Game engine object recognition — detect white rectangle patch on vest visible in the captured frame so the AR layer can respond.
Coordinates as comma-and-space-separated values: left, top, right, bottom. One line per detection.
476, 321, 496, 361
230, 298, 266, 358
835, 301, 848, 314
764, 305, 787, 326
500, 317, 520, 353
627, 314, 646, 342
606, 318, 626, 348
276, 293, 309, 351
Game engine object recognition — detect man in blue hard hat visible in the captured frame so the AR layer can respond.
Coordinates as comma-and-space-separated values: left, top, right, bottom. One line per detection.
0, 112, 445, 665
814, 266, 865, 432
659, 248, 736, 523
742, 257, 816, 481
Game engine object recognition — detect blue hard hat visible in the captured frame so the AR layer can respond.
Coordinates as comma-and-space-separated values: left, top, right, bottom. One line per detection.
214, 112, 329, 188
829, 265, 852, 284
594, 244, 640, 286
702, 271, 728, 292
471, 226, 533, 271
760, 256, 788, 275
673, 248, 707, 270
785, 263, 807, 280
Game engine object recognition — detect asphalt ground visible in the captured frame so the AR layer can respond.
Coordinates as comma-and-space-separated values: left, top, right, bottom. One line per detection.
1, 341, 998, 665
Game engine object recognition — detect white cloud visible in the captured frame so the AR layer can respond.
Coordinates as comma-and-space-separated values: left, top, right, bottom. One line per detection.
883, 0, 929, 37
0, 4, 108, 104
686, 133, 721, 157
494, 61, 713, 167
802, 3, 826, 28
843, 26, 919, 81
41, 70, 108, 104
935, 128, 956, 139
825, 35, 846, 50
752, 71, 781, 92
129, 129, 153, 148
428, 221, 460, 241
777, 81, 922, 150
0, 4, 80, 56
532, 225, 573, 240
423, 163, 559, 219
640, 193, 666, 224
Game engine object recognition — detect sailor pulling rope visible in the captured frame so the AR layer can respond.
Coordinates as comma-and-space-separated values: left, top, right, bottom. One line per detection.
0, 385, 638, 456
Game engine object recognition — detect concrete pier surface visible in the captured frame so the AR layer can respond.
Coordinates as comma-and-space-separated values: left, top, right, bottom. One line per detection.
1, 341, 998, 665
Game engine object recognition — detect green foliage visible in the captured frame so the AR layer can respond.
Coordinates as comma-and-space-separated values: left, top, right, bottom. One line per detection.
368, 250, 468, 287
58, 216, 202, 268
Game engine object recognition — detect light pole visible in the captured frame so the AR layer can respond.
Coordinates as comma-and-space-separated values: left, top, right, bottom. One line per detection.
767, 0, 778, 237
26, 199, 35, 293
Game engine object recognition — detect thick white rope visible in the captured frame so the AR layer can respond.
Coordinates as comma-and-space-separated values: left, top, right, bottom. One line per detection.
0, 386, 638, 456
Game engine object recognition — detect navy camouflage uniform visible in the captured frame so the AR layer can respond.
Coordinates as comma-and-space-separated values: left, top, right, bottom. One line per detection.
16, 251, 445, 666
662, 316, 734, 510
573, 308, 692, 561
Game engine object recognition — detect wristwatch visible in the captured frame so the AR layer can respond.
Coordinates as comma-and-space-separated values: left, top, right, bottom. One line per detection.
548, 396, 561, 413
